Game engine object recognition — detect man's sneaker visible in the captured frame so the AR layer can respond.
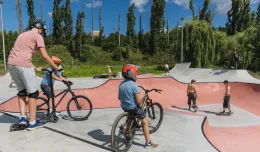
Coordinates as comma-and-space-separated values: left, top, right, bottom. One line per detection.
27, 120, 46, 131
144, 141, 158, 149
19, 117, 27, 125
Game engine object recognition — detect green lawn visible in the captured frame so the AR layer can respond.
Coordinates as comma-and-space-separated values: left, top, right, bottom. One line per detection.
0, 61, 165, 77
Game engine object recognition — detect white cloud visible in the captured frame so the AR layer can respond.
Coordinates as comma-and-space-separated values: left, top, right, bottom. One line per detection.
167, 0, 190, 9
86, 0, 101, 8
130, 0, 149, 13
252, 0, 260, 4
48, 12, 52, 17
211, 0, 232, 16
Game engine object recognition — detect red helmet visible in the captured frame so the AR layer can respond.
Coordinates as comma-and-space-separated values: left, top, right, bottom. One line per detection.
122, 64, 139, 81
52, 56, 61, 64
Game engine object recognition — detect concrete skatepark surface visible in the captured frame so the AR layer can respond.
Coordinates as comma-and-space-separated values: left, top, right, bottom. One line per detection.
1, 63, 260, 152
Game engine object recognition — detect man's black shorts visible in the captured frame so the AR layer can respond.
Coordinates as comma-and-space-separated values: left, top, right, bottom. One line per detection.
223, 95, 231, 108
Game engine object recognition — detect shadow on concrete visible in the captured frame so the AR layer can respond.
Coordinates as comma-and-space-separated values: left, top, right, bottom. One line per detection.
88, 129, 144, 149
213, 70, 229, 75
0, 114, 17, 124
172, 106, 232, 116
197, 110, 221, 115
171, 106, 192, 112
61, 115, 78, 121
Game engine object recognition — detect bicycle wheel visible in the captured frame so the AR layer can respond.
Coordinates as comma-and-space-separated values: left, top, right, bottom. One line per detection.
111, 112, 136, 152
67, 95, 93, 121
147, 102, 164, 134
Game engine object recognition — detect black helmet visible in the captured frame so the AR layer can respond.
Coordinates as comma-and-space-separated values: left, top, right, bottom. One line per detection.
30, 20, 47, 36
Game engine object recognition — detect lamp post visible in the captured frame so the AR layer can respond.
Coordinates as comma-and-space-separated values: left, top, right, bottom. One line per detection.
0, 1, 6, 70
181, 17, 184, 63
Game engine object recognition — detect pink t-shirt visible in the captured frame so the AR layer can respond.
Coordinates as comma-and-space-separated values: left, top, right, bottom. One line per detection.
8, 31, 45, 68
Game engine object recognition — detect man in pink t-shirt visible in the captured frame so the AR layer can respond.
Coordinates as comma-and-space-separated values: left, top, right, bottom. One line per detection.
8, 20, 61, 130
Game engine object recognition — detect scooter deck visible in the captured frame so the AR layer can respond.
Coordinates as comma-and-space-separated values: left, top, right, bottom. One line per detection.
10, 123, 28, 132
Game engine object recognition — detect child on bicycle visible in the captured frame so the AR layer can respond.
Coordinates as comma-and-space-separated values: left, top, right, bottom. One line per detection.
118, 64, 158, 149
40, 56, 68, 114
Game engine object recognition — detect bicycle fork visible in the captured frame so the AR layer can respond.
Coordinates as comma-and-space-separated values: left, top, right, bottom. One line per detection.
147, 100, 156, 120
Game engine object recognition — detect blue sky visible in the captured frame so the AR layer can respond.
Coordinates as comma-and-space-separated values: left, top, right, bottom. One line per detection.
2, 0, 260, 36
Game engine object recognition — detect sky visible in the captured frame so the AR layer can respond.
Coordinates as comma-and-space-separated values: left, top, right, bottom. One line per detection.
1, 0, 260, 36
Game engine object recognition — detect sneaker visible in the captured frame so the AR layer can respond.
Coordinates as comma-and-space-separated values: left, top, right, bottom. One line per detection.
19, 117, 27, 125
144, 141, 158, 149
27, 120, 46, 131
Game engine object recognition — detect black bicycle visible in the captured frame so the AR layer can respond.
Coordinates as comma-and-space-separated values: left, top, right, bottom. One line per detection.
110, 86, 164, 152
36, 68, 93, 122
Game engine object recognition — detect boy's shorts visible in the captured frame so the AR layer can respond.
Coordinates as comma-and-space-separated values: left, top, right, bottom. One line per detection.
123, 108, 146, 120
41, 84, 53, 99
223, 95, 230, 108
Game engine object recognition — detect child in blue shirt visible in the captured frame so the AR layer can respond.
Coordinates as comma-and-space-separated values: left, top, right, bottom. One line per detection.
118, 64, 158, 149
40, 56, 67, 113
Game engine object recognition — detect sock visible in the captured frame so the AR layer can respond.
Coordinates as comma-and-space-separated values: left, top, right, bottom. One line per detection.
29, 120, 36, 125
49, 109, 53, 113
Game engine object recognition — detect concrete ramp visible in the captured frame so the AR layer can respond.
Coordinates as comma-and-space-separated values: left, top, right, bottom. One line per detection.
169, 62, 191, 75
170, 64, 260, 84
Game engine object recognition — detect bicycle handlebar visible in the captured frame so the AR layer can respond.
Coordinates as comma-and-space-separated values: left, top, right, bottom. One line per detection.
138, 86, 162, 94
41, 68, 72, 86
41, 68, 64, 73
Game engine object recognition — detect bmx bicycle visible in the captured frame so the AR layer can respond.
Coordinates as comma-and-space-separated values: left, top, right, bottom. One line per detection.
10, 68, 93, 131
110, 86, 164, 152
36, 68, 93, 122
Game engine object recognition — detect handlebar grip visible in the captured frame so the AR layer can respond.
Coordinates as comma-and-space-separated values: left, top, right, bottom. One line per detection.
41, 68, 48, 72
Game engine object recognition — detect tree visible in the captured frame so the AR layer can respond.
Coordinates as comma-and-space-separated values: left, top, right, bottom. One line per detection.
26, 0, 36, 28
251, 11, 256, 26
237, 0, 251, 32
64, 0, 73, 41
126, 3, 136, 45
199, 0, 210, 21
138, 14, 145, 52
118, 13, 121, 46
40, 0, 43, 20
226, 0, 251, 35
150, 0, 166, 55
189, 0, 195, 19
75, 11, 85, 59
99, 0, 102, 30
256, 3, 260, 25
53, 0, 63, 43
16, 0, 23, 34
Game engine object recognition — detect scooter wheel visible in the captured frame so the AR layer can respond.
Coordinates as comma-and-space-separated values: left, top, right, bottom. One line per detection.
51, 115, 59, 123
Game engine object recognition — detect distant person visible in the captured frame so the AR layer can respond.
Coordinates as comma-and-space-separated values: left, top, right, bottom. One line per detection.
107, 65, 112, 79
9, 79, 15, 88
233, 51, 239, 69
187, 79, 198, 110
220, 80, 233, 115
164, 64, 169, 75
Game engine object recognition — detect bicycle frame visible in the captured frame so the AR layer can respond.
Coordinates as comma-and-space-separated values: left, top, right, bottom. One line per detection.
37, 84, 76, 111
124, 87, 159, 132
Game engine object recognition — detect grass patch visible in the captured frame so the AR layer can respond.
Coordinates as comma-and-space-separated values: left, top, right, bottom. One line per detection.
35, 64, 164, 78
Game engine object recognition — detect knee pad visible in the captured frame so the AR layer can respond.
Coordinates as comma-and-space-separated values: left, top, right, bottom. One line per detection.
28, 90, 39, 99
17, 89, 27, 96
